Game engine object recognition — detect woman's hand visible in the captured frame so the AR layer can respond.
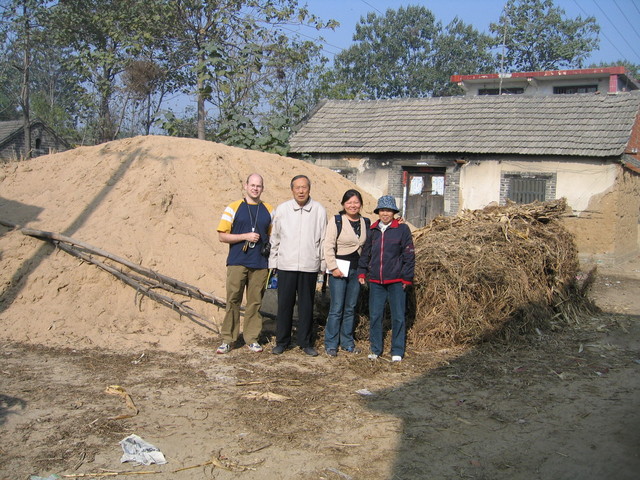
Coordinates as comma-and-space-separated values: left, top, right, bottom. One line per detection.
331, 268, 344, 278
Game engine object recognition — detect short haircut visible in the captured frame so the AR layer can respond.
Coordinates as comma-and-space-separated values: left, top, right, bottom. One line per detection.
290, 174, 311, 189
246, 173, 264, 186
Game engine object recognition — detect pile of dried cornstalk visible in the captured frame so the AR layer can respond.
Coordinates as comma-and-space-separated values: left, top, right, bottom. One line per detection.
407, 199, 596, 349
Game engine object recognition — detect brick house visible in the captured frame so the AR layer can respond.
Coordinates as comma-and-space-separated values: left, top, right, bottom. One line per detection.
288, 92, 640, 265
0, 119, 70, 161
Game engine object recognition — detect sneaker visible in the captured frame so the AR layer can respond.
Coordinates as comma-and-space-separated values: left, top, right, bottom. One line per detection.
326, 348, 337, 357
272, 345, 285, 355
391, 355, 402, 362
246, 342, 263, 353
367, 353, 379, 360
216, 343, 230, 354
343, 347, 361, 354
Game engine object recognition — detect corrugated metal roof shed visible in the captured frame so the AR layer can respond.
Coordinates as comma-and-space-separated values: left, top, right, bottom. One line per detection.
289, 92, 640, 157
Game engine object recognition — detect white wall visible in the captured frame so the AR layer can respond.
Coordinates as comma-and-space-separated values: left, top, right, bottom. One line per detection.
553, 161, 618, 211
459, 160, 502, 209
465, 77, 611, 96
460, 159, 618, 212
355, 159, 388, 199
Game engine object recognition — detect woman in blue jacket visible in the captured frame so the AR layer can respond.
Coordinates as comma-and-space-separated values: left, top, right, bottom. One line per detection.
357, 195, 415, 362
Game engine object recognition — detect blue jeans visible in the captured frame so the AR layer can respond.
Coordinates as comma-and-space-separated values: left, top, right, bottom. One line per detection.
324, 268, 361, 350
369, 282, 406, 357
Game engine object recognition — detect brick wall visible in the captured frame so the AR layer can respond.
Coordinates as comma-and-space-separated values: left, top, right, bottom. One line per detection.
444, 165, 460, 216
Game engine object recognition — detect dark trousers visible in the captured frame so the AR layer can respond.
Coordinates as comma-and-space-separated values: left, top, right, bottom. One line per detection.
276, 270, 317, 349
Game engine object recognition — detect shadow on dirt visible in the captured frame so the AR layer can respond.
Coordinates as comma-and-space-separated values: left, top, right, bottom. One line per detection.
0, 394, 27, 427
364, 311, 640, 480
0, 147, 170, 315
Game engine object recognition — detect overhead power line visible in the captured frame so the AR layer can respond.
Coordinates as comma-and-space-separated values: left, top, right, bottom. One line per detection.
613, 0, 640, 43
359, 0, 383, 15
572, 0, 636, 62
591, 0, 640, 62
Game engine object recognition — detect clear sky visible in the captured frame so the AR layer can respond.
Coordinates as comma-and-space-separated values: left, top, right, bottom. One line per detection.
297, 0, 640, 67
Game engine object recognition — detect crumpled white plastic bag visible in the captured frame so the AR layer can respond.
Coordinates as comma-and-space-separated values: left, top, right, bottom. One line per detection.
119, 434, 167, 465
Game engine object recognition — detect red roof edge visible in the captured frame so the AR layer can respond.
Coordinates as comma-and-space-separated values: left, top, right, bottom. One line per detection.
451, 67, 628, 83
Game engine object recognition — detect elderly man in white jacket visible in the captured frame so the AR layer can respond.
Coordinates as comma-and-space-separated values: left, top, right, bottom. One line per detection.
268, 174, 327, 356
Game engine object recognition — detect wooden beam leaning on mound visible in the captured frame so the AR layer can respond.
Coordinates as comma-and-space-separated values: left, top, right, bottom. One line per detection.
1, 219, 228, 331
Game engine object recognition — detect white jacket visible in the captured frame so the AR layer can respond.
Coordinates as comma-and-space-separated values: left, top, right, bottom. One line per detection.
268, 197, 327, 272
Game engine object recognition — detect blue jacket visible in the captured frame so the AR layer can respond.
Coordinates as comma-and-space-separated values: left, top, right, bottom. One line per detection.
357, 219, 415, 285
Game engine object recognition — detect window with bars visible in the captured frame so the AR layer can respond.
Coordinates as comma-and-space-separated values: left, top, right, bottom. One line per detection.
478, 87, 524, 95
553, 85, 597, 94
508, 175, 547, 204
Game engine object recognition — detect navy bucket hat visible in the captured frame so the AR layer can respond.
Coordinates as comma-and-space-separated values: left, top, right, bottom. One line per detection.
374, 195, 399, 214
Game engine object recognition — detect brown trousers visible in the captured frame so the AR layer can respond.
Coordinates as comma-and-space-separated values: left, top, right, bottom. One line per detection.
221, 265, 269, 345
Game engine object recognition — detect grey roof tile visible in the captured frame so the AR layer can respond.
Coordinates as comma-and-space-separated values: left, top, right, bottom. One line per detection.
0, 120, 24, 145
289, 93, 640, 157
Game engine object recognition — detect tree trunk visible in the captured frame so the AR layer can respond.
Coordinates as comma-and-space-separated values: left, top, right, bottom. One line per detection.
197, 50, 206, 140
21, 2, 31, 159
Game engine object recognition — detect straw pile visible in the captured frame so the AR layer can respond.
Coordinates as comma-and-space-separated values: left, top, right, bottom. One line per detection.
407, 199, 594, 349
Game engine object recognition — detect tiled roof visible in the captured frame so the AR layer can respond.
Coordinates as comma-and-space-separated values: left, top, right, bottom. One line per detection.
289, 92, 640, 157
0, 120, 24, 145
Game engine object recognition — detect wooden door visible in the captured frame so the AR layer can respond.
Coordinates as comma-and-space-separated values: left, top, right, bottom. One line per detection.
404, 171, 445, 228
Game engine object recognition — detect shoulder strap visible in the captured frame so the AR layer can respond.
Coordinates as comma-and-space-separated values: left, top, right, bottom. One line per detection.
336, 214, 370, 237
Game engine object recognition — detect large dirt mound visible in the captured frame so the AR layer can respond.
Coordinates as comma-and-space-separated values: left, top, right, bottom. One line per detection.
0, 136, 375, 352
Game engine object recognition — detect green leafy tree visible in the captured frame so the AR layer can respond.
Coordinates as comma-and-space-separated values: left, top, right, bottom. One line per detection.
0, 0, 48, 156
209, 36, 328, 155
331, 6, 439, 99
44, 0, 172, 144
588, 60, 640, 80
326, 6, 494, 99
0, 2, 19, 119
432, 17, 497, 96
120, 41, 186, 137
158, 109, 199, 138
28, 41, 86, 142
1, 1, 89, 143
166, 0, 336, 142
257, 37, 329, 154
0, 42, 20, 120
490, 0, 599, 72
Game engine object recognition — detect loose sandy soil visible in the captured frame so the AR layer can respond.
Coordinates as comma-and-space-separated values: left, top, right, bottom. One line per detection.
1, 137, 639, 479
1, 263, 639, 480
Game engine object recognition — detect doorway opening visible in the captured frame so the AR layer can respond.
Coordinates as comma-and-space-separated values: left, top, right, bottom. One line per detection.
403, 167, 445, 228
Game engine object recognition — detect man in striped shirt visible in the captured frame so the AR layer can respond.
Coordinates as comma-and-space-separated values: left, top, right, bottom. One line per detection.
216, 173, 273, 354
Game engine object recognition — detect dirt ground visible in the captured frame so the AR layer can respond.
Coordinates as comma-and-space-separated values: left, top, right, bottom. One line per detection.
2, 257, 639, 480
1, 137, 639, 479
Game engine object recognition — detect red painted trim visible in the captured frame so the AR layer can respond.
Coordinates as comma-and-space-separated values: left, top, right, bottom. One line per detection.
451, 67, 628, 83
368, 278, 405, 285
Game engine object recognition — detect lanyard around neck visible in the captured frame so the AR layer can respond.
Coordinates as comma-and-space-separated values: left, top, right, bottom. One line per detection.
244, 200, 260, 232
